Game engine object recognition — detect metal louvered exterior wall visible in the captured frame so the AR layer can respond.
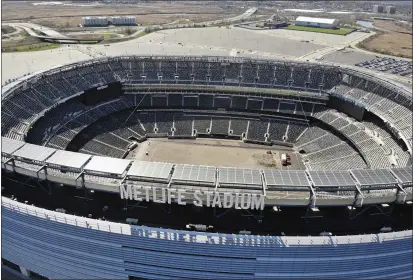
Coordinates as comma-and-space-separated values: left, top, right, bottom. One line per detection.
2, 198, 412, 280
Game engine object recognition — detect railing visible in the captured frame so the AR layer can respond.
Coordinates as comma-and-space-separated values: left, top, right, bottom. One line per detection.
3, 197, 412, 242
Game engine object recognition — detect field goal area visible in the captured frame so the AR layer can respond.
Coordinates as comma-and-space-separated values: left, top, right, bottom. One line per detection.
126, 138, 305, 170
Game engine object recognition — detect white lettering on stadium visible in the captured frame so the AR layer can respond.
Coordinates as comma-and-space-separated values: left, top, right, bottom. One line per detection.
119, 185, 264, 210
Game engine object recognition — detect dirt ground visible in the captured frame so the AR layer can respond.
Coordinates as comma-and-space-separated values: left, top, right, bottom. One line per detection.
359, 32, 412, 58
126, 138, 305, 170
2, 1, 241, 28
358, 22, 412, 59
373, 20, 412, 34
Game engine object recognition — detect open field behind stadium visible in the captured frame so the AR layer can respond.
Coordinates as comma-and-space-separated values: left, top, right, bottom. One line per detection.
127, 138, 305, 170
356, 20, 412, 59
2, 1, 241, 26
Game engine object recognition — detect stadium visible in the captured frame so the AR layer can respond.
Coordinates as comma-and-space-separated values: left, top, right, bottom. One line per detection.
1, 55, 412, 279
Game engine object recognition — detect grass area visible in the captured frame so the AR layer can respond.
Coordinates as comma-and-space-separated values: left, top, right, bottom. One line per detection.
284, 25, 353, 35
104, 33, 111, 39
3, 43, 60, 52
98, 31, 148, 44
134, 31, 147, 39
2, 32, 61, 52
173, 19, 192, 25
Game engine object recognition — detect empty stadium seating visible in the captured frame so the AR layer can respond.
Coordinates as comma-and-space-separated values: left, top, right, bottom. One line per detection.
173, 113, 193, 136
2, 56, 410, 172
247, 119, 268, 142
211, 117, 230, 135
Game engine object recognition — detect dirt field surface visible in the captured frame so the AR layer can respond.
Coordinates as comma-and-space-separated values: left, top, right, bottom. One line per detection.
126, 138, 305, 170
357, 21, 412, 59
373, 20, 412, 34
359, 31, 412, 59
2, 1, 241, 28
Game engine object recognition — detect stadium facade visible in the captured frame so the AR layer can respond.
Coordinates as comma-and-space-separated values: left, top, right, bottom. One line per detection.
2, 56, 412, 279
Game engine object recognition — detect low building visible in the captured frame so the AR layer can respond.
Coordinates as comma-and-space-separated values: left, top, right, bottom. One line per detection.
385, 6, 396, 14
82, 17, 108, 27
110, 16, 136, 26
82, 16, 137, 27
373, 5, 385, 13
295, 16, 339, 29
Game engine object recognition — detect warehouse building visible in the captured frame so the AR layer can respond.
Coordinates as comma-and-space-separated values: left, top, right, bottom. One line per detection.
110, 16, 136, 26
373, 5, 385, 13
82, 16, 108, 27
295, 16, 339, 29
82, 16, 136, 27
385, 6, 396, 14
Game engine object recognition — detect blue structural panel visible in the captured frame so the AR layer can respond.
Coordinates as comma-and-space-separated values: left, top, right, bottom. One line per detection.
2, 198, 412, 280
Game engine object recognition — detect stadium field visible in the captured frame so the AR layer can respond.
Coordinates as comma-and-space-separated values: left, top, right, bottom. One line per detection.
127, 138, 305, 169
284, 25, 354, 35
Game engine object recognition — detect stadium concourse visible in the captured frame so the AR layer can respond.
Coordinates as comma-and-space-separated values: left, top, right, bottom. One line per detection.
1, 55, 412, 279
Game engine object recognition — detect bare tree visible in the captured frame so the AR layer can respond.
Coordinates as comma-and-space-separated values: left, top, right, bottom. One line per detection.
125, 27, 134, 35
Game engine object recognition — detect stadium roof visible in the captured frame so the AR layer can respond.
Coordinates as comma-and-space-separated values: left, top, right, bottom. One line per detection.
390, 167, 412, 185
308, 170, 356, 188
127, 161, 173, 181
12, 143, 56, 162
218, 167, 262, 186
295, 16, 337, 25
351, 169, 398, 186
46, 150, 91, 170
84, 156, 131, 175
1, 137, 25, 156
263, 170, 310, 187
172, 164, 216, 185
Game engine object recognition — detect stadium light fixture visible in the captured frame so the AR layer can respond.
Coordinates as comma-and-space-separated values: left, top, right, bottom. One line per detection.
380, 227, 392, 233
347, 206, 356, 211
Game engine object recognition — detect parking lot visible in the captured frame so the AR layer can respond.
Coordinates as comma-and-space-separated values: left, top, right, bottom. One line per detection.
355, 57, 413, 78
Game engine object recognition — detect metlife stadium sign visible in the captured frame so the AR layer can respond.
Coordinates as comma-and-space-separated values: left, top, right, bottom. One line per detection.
119, 184, 265, 210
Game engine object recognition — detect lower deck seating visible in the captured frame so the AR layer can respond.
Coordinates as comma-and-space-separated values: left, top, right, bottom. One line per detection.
155, 112, 174, 134
229, 119, 248, 136
286, 122, 307, 142
247, 120, 268, 142
194, 116, 211, 134
18, 88, 409, 170
211, 118, 230, 135
173, 113, 193, 136
268, 120, 288, 142
80, 139, 125, 158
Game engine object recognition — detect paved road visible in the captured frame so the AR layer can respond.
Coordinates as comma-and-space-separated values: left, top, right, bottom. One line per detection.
1, 25, 23, 38
7, 22, 68, 38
